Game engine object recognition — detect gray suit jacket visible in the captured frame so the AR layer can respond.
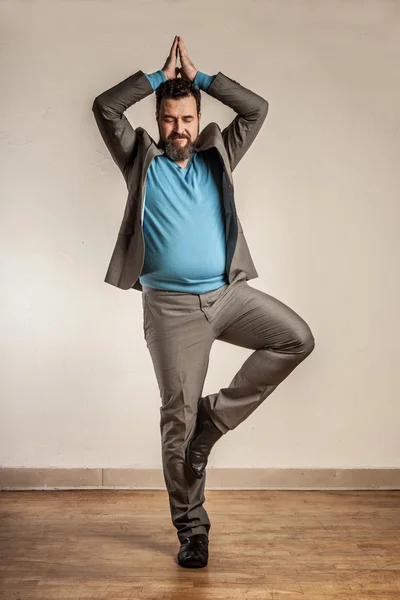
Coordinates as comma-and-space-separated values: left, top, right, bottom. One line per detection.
92, 70, 269, 292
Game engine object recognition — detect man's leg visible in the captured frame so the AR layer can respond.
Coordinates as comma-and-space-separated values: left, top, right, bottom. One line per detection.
201, 278, 315, 434
142, 287, 216, 543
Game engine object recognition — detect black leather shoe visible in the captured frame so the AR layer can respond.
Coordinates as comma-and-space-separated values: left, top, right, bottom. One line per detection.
177, 533, 209, 568
185, 398, 224, 479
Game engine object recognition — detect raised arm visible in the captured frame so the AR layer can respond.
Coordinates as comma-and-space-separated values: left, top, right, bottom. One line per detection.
91, 70, 153, 176
91, 36, 180, 176
178, 37, 269, 172
206, 72, 269, 172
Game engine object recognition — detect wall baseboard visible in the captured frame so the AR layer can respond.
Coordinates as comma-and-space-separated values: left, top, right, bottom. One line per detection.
1, 467, 400, 490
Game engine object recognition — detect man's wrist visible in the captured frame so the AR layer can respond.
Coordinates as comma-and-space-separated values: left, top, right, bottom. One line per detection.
194, 71, 216, 91
145, 69, 167, 91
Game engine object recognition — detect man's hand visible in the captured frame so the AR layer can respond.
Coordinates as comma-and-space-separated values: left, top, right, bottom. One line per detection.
177, 37, 198, 82
162, 36, 181, 80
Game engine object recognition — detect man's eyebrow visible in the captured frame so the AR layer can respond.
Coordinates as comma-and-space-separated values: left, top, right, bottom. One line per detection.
163, 114, 194, 118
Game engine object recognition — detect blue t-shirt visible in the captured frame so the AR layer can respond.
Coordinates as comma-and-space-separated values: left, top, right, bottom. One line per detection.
139, 70, 228, 293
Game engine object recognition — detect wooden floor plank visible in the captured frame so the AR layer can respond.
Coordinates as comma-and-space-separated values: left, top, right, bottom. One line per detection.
0, 490, 399, 599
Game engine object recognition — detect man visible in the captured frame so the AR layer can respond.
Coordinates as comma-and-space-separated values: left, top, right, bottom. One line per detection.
92, 36, 315, 569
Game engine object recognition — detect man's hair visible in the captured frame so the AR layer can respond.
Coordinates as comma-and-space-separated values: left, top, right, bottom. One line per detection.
155, 78, 201, 115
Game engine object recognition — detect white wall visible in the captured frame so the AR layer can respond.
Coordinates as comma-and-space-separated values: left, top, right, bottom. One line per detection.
1, 0, 399, 470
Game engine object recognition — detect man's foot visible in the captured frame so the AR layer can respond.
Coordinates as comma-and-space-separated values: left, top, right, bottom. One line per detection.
177, 533, 209, 568
185, 398, 224, 479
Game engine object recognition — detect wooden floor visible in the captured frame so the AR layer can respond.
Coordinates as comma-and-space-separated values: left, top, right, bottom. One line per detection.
0, 490, 400, 599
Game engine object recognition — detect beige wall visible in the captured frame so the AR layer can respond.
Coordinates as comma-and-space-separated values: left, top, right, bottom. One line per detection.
1, 0, 399, 471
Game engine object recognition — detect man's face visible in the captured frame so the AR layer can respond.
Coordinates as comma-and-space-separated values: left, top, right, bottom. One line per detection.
156, 95, 201, 162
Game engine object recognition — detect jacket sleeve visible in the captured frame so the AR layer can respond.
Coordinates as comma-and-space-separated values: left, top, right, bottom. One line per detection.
205, 72, 269, 172
91, 70, 154, 175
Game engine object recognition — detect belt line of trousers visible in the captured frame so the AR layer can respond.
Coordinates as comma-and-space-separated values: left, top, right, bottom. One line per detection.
141, 270, 315, 543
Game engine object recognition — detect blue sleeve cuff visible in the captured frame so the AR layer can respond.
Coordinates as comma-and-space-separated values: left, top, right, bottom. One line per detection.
194, 71, 216, 91
144, 70, 167, 91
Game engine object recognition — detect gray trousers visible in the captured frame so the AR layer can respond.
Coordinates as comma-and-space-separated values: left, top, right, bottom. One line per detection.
141, 270, 315, 543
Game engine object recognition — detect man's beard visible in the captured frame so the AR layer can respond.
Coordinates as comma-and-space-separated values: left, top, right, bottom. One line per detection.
161, 133, 197, 162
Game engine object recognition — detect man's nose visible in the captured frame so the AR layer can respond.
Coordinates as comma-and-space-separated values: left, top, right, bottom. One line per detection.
173, 126, 186, 137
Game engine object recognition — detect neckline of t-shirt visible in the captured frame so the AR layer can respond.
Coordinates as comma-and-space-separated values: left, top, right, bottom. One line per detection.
174, 152, 195, 171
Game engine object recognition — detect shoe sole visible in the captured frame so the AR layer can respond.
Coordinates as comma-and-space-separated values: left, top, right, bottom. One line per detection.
185, 398, 206, 479
185, 436, 204, 479
177, 556, 208, 568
